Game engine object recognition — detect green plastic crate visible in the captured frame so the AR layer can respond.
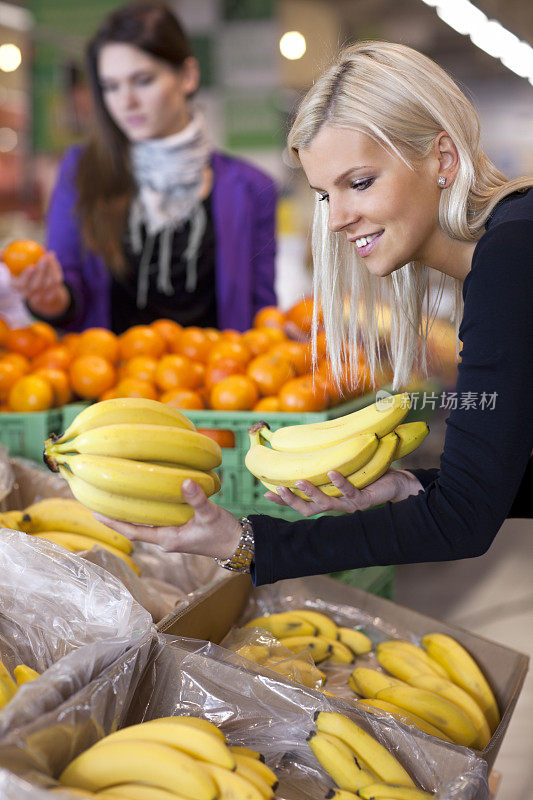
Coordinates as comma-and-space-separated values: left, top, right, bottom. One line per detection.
0, 408, 63, 462
329, 565, 395, 599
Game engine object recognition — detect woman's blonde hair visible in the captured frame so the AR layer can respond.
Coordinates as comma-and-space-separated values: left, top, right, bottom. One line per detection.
288, 41, 532, 390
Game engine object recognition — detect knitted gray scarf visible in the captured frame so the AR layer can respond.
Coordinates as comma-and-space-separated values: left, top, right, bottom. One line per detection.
129, 109, 212, 309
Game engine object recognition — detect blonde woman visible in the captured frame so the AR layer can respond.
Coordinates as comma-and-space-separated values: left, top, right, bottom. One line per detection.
98, 42, 532, 583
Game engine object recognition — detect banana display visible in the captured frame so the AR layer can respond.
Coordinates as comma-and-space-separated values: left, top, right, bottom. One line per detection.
0, 656, 39, 709
43, 398, 222, 525
58, 715, 279, 800
307, 710, 437, 798
348, 635, 499, 749
245, 393, 430, 499
0, 497, 140, 575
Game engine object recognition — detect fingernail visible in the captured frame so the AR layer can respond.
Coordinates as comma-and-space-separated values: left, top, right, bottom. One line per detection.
182, 479, 197, 495
295, 481, 305, 489
327, 472, 337, 481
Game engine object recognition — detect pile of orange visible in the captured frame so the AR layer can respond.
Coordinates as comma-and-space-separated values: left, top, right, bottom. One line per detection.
0, 298, 376, 414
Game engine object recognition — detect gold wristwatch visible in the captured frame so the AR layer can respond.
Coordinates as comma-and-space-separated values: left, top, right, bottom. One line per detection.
215, 517, 255, 573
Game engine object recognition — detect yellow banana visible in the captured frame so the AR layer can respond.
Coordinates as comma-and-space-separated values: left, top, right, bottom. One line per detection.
315, 711, 415, 788
246, 428, 379, 488
0, 659, 18, 696
54, 397, 197, 444
21, 497, 133, 554
0, 510, 26, 530
59, 740, 218, 799
393, 421, 429, 460
358, 783, 434, 800
338, 628, 373, 656
58, 469, 195, 527
376, 648, 443, 684
201, 762, 264, 800
276, 635, 332, 663
324, 792, 359, 800
161, 716, 226, 742
53, 453, 220, 503
264, 656, 325, 688
349, 668, 404, 698
32, 531, 140, 575
48, 424, 222, 471
97, 785, 190, 800
307, 731, 377, 792
407, 673, 491, 749
233, 755, 274, 799
13, 664, 39, 685
229, 746, 263, 761
270, 432, 399, 500
235, 644, 270, 664
234, 755, 277, 789
320, 637, 354, 664
376, 641, 449, 679
291, 608, 339, 639
245, 612, 317, 638
0, 675, 16, 709
92, 719, 235, 769
422, 633, 500, 734
375, 685, 478, 747
264, 393, 410, 452
357, 698, 453, 742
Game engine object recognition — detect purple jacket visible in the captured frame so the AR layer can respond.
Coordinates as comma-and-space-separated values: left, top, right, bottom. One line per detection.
46, 147, 277, 332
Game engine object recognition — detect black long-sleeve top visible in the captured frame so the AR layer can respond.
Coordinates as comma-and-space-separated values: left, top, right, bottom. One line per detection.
249, 189, 533, 586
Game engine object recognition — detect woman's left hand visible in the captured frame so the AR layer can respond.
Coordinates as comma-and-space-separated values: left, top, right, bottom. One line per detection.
93, 480, 242, 559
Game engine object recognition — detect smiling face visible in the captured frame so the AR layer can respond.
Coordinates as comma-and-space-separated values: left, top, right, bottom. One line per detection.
97, 43, 199, 141
299, 125, 443, 275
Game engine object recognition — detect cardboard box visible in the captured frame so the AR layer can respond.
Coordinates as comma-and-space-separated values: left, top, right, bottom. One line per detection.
157, 573, 529, 769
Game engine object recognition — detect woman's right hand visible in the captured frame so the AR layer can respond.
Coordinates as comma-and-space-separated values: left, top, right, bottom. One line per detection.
11, 251, 70, 318
264, 468, 424, 518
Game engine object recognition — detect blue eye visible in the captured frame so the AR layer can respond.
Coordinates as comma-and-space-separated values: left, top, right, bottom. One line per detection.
317, 193, 329, 202
351, 178, 374, 191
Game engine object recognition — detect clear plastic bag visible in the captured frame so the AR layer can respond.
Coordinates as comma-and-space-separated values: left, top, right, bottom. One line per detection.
0, 634, 488, 800
0, 446, 14, 504
0, 529, 154, 739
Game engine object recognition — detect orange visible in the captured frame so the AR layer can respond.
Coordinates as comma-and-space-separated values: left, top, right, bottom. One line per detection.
160, 388, 204, 409
197, 428, 235, 448
278, 376, 328, 412
30, 321, 58, 346
119, 325, 166, 361
69, 355, 116, 400
123, 355, 158, 383
246, 354, 295, 396
154, 354, 201, 392
77, 327, 120, 364
61, 333, 80, 353
113, 377, 158, 401
260, 326, 286, 345
241, 328, 273, 357
253, 305, 286, 329
286, 297, 322, 333
1, 352, 30, 373
189, 360, 205, 388
3, 240, 45, 275
151, 318, 182, 348
172, 326, 213, 362
208, 339, 251, 367
220, 329, 242, 342
210, 374, 259, 411
5, 327, 48, 359
32, 345, 73, 371
204, 327, 222, 344
0, 318, 9, 347
204, 358, 245, 392
32, 367, 72, 407
253, 396, 281, 412
0, 360, 24, 401
8, 374, 53, 412
268, 340, 309, 376
99, 387, 119, 402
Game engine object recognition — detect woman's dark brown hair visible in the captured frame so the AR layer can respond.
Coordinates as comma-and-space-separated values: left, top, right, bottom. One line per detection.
76, 1, 193, 273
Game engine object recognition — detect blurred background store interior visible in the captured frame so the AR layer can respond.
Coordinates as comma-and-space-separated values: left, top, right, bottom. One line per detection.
0, 2, 532, 796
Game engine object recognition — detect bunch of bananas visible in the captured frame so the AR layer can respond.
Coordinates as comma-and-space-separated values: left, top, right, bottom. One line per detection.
43, 398, 222, 526
0, 656, 39, 709
245, 609, 372, 666
0, 497, 140, 575
58, 715, 278, 800
349, 634, 500, 750
245, 393, 429, 499
308, 710, 433, 799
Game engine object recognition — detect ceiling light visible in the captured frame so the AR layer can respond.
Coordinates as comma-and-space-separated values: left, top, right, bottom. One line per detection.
280, 31, 306, 61
0, 44, 22, 73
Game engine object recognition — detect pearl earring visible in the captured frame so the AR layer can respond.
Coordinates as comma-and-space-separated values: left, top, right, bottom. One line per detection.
438, 177, 446, 186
